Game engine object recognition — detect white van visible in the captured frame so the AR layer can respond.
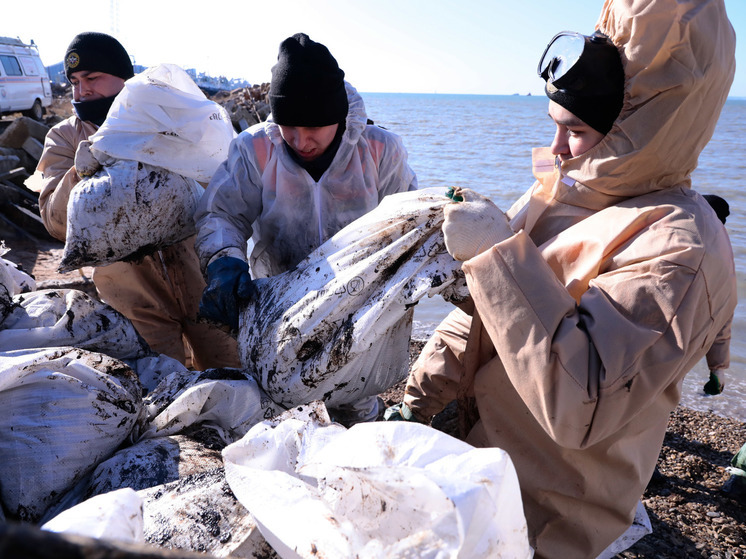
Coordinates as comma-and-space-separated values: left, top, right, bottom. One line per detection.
0, 36, 52, 120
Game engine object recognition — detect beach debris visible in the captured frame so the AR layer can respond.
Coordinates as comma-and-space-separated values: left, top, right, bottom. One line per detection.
238, 187, 468, 412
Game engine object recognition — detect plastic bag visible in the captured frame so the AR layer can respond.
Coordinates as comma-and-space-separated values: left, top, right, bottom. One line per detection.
90, 63, 235, 183
59, 159, 202, 271
0, 347, 144, 522
238, 187, 468, 410
223, 402, 533, 558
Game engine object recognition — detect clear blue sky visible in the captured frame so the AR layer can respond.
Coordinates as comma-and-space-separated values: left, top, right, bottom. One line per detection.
3, 0, 745, 97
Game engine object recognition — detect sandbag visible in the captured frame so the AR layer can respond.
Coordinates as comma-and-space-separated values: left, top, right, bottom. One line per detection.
90, 63, 235, 184
59, 159, 202, 272
238, 187, 468, 411
0, 245, 36, 323
85, 433, 223, 497
223, 402, 533, 558
0, 288, 150, 359
138, 466, 270, 558
139, 368, 284, 444
0, 347, 144, 522
42, 488, 145, 544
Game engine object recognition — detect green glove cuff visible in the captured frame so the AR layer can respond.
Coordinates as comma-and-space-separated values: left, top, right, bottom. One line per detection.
383, 403, 417, 422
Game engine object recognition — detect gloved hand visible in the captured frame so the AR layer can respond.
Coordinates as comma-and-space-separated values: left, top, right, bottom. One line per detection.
199, 256, 257, 332
382, 402, 421, 422
704, 370, 725, 395
74, 140, 102, 178
442, 187, 514, 261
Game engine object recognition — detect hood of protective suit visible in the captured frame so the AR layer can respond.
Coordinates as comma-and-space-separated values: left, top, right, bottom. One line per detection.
516, 0, 736, 243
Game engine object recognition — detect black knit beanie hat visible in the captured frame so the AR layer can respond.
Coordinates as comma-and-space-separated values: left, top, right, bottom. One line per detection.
64, 32, 134, 82
542, 31, 624, 135
269, 33, 348, 127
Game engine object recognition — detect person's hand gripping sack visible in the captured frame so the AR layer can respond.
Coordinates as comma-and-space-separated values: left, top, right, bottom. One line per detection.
74, 140, 102, 179
199, 256, 258, 332
442, 187, 514, 261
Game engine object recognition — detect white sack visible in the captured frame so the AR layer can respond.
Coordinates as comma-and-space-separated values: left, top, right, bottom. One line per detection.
223, 402, 533, 559
140, 368, 284, 443
0, 347, 144, 522
239, 187, 468, 410
60, 159, 202, 272
85, 433, 222, 498
0, 245, 36, 295
597, 501, 652, 559
42, 488, 145, 544
0, 246, 36, 323
0, 288, 150, 359
124, 353, 189, 394
138, 466, 269, 558
90, 63, 235, 183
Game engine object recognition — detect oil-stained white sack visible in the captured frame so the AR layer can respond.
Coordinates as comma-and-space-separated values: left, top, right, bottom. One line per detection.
60, 159, 202, 272
0, 245, 35, 295
42, 488, 145, 544
0, 347, 143, 522
238, 187, 467, 410
0, 246, 36, 323
139, 368, 284, 443
223, 403, 533, 559
0, 288, 150, 358
90, 63, 235, 183
138, 466, 270, 558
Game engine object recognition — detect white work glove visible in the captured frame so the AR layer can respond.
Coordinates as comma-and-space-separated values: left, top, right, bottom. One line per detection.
442, 187, 514, 261
74, 140, 102, 178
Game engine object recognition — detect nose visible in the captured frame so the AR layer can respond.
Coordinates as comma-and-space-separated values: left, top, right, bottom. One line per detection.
76, 81, 93, 100
295, 128, 313, 150
550, 127, 570, 158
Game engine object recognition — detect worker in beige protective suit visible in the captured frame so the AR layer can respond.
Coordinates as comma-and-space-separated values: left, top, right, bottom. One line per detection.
37, 32, 239, 370
393, 1, 737, 557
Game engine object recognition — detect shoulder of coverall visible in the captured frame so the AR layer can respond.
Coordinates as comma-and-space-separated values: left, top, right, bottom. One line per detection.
558, 0, 736, 200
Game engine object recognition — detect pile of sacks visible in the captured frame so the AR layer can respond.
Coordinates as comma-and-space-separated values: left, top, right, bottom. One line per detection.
0, 189, 534, 558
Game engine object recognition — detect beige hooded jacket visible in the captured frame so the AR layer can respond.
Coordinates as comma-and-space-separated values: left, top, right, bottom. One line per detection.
37, 116, 240, 369
405, 0, 737, 557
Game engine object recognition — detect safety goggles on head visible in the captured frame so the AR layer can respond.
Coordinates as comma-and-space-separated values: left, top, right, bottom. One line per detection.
538, 31, 616, 93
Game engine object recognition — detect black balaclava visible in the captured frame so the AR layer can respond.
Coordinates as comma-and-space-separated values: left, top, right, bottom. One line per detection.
541, 31, 625, 135
269, 33, 348, 127
65, 32, 134, 126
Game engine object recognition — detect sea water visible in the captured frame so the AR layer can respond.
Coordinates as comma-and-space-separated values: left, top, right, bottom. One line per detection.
362, 92, 746, 422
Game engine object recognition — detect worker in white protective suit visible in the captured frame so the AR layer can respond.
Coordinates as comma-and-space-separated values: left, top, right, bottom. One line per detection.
194, 33, 418, 424
389, 1, 737, 557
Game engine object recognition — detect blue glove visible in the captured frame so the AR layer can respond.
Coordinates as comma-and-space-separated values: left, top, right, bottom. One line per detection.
199, 256, 257, 331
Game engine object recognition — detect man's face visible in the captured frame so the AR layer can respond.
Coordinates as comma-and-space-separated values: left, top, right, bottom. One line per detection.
548, 100, 606, 161
69, 70, 126, 102
279, 124, 339, 162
